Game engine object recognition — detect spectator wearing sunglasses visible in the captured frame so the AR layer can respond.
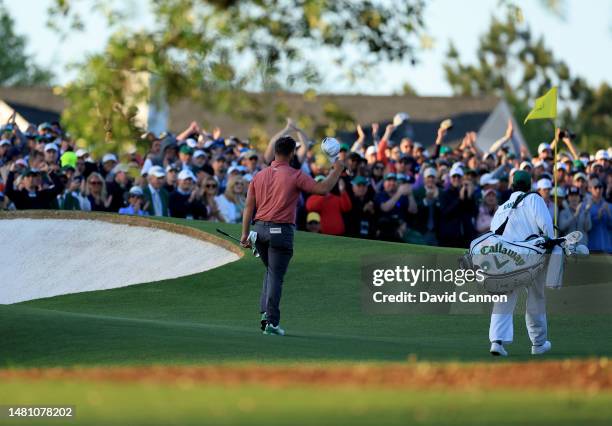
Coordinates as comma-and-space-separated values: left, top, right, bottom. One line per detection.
84, 172, 112, 212
202, 177, 224, 221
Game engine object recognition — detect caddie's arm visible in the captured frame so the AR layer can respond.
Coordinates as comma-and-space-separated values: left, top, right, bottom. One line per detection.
311, 160, 345, 195
240, 182, 256, 247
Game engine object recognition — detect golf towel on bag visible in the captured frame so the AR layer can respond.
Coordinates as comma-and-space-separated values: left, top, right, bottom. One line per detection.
465, 232, 547, 294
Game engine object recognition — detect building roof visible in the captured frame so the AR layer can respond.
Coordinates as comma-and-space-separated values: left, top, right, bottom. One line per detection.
0, 86, 503, 147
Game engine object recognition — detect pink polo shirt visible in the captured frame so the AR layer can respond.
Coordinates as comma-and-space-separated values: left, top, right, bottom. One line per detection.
251, 160, 316, 223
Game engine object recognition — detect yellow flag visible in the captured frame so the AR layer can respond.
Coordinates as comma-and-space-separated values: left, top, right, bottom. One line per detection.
524, 87, 557, 124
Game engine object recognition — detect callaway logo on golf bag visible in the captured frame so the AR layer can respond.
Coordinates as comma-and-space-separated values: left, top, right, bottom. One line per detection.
460, 192, 546, 295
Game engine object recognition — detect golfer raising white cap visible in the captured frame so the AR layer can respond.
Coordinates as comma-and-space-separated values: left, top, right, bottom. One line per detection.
241, 135, 344, 336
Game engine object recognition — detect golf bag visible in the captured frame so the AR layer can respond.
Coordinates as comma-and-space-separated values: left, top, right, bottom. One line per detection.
460, 192, 548, 295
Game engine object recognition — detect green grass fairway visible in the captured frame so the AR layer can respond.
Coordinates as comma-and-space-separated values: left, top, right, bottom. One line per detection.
1, 379, 611, 426
1, 217, 611, 367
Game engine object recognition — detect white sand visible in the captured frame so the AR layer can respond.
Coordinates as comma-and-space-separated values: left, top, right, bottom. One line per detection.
0, 219, 240, 304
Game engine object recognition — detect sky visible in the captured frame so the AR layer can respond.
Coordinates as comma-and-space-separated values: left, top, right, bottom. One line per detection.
8, 0, 612, 96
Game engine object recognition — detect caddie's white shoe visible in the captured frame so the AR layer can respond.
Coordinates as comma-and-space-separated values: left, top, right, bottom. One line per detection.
531, 340, 552, 355
490, 341, 508, 357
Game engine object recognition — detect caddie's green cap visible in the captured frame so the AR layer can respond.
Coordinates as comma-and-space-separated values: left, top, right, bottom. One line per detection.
351, 175, 368, 185
179, 144, 193, 155
573, 159, 585, 171
511, 170, 531, 188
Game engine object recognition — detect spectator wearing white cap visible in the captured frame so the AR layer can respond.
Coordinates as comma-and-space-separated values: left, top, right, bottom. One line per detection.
75, 148, 89, 159
107, 164, 131, 212
168, 169, 207, 220
438, 166, 477, 248
143, 166, 169, 216
365, 145, 377, 165
44, 143, 59, 167
214, 174, 246, 223
555, 162, 569, 189
536, 178, 554, 219
537, 142, 552, 161
119, 186, 148, 216
100, 153, 118, 179
572, 172, 588, 196
164, 164, 179, 193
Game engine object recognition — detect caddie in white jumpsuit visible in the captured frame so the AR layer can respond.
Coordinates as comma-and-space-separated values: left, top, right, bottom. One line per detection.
488, 170, 554, 356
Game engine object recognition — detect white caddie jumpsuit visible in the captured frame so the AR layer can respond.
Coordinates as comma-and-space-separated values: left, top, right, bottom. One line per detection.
488, 191, 554, 345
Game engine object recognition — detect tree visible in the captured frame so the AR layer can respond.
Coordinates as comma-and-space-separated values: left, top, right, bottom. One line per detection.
50, 0, 426, 153
0, 1, 53, 86
443, 9, 609, 153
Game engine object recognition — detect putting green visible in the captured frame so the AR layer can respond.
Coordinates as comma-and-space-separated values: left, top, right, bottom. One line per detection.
1, 215, 610, 367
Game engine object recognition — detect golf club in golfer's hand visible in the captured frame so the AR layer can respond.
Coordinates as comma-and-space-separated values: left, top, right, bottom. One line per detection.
216, 228, 259, 257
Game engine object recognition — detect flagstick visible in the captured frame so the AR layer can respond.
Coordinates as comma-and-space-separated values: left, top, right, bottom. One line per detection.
551, 120, 558, 237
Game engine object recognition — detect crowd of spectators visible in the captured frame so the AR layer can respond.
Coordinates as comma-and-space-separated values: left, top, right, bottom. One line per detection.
0, 116, 610, 253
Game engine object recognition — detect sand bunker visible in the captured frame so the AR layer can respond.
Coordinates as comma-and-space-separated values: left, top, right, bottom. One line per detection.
0, 218, 240, 304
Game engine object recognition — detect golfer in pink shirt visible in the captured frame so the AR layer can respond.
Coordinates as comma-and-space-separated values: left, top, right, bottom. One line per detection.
241, 136, 344, 335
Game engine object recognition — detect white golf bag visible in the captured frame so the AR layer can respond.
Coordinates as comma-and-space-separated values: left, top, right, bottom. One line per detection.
465, 232, 547, 294
460, 192, 587, 294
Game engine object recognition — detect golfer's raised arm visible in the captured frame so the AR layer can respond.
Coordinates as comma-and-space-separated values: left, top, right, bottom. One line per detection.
310, 160, 345, 195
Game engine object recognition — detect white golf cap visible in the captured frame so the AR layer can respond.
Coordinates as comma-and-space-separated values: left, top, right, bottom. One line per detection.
112, 163, 129, 174
148, 165, 166, 178
537, 178, 553, 190
102, 153, 118, 163
75, 148, 88, 157
555, 162, 567, 171
450, 167, 464, 177
423, 167, 437, 178
44, 143, 58, 152
185, 138, 197, 148
519, 160, 532, 170
0, 139, 10, 146
595, 149, 609, 160
573, 172, 587, 181
479, 173, 499, 186
553, 186, 566, 197
193, 150, 207, 159
129, 186, 144, 196
177, 169, 196, 181
365, 145, 377, 156
227, 165, 243, 175
538, 143, 552, 154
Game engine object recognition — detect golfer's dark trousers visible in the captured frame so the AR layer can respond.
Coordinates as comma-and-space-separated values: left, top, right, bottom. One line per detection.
253, 221, 295, 327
